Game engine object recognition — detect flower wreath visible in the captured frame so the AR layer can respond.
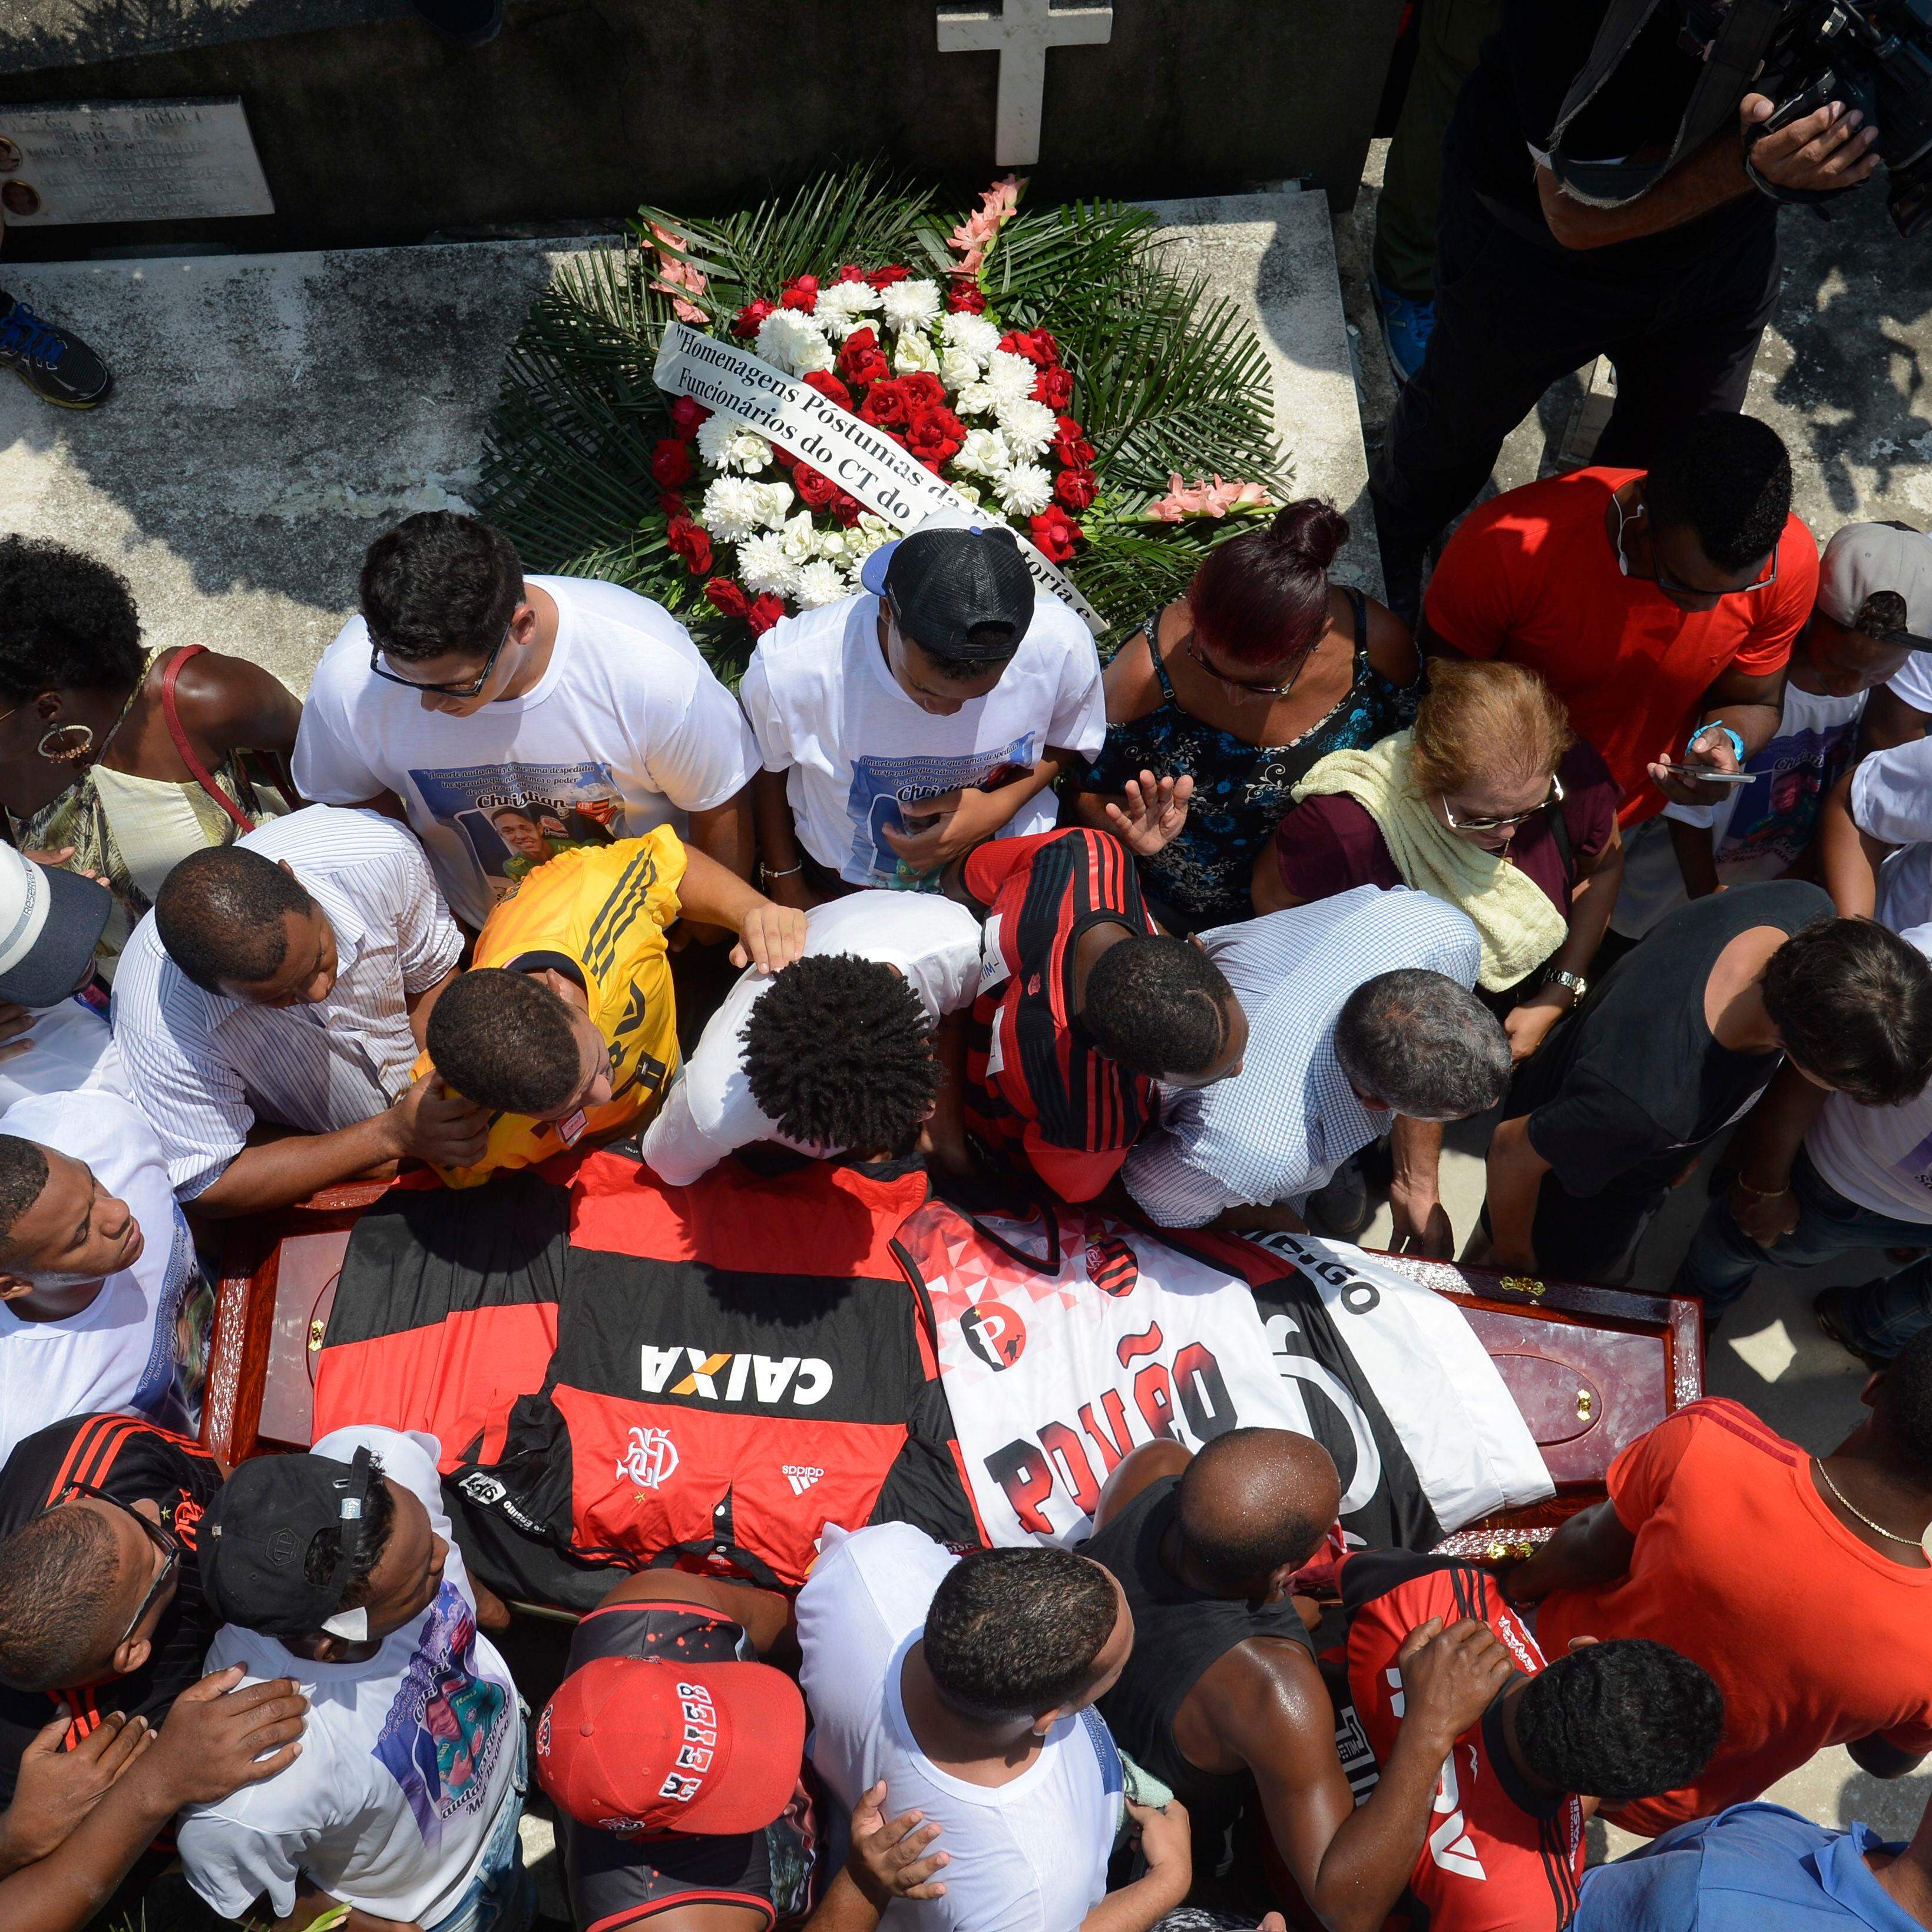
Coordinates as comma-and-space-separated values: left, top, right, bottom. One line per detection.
483, 167, 1289, 677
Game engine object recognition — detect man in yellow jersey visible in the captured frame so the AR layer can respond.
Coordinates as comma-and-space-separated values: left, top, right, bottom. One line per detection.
421, 826, 805, 1186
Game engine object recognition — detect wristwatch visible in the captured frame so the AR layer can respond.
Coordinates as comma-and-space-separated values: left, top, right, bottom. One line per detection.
1544, 968, 1587, 1005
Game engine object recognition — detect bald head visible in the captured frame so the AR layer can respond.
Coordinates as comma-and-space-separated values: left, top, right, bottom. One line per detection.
1176, 1428, 1342, 1596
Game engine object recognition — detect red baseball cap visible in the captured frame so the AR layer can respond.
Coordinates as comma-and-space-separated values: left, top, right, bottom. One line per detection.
535, 1654, 806, 1837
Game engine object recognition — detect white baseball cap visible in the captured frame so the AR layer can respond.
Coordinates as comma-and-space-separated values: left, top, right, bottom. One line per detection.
1818, 522, 1932, 645
0, 847, 111, 1008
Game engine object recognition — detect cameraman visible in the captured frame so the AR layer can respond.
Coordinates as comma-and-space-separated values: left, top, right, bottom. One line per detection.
1369, 0, 1877, 621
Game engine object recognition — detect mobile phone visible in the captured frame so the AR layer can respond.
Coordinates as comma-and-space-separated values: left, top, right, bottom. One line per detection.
1653, 762, 1755, 786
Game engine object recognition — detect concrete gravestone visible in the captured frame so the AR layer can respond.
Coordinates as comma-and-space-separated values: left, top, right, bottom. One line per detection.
937, 0, 1114, 168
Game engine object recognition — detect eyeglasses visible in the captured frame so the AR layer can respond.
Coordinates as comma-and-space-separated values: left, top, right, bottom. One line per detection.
1440, 772, 1565, 834
1652, 545, 1779, 605
42, 1484, 180, 1648
369, 620, 515, 699
1183, 632, 1313, 701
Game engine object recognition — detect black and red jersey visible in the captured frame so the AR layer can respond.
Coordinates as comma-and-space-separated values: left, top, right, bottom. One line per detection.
959, 828, 1159, 1203
1337, 1549, 1584, 1932
558, 1601, 825, 1931
0, 1414, 223, 1805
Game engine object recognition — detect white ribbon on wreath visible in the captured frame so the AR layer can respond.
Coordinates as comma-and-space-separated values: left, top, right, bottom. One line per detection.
653, 320, 1106, 635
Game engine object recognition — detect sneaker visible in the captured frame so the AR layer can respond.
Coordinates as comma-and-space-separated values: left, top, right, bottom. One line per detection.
1305, 1154, 1372, 1242
1815, 1285, 1891, 1372
1372, 279, 1435, 386
411, 0, 504, 42
0, 295, 110, 409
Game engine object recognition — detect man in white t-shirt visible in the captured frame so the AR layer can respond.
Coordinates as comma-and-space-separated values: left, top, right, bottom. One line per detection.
642, 891, 983, 1184
742, 521, 1104, 899
1676, 916, 1932, 1358
1615, 523, 1914, 938
0, 1088, 202, 1470
293, 511, 759, 931
796, 1521, 1190, 1932
180, 1424, 527, 1932
0, 845, 127, 1110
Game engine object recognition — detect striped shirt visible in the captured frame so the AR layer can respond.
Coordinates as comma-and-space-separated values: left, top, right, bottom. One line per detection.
961, 828, 1159, 1203
111, 805, 462, 1199
1124, 886, 1481, 1227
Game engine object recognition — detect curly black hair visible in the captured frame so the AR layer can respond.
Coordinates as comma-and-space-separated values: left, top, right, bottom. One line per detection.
426, 968, 583, 1116
1878, 1326, 1932, 1470
0, 1136, 49, 1252
0, 1507, 122, 1692
1082, 934, 1234, 1079
1645, 415, 1792, 573
924, 1547, 1119, 1723
0, 537, 144, 704
303, 1461, 398, 1613
360, 512, 523, 666
741, 954, 938, 1156
1513, 1639, 1723, 1802
154, 845, 314, 994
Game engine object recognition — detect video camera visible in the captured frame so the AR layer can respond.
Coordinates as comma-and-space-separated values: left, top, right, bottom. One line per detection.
1683, 0, 1932, 234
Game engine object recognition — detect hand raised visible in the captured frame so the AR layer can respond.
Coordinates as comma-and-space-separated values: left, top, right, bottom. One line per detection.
1103, 770, 1195, 858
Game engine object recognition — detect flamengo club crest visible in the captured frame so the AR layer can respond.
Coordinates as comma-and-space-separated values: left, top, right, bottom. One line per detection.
616, 1425, 680, 1490
1084, 1235, 1139, 1298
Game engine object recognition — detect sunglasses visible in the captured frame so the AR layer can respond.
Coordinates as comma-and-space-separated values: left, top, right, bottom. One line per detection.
1441, 771, 1565, 834
369, 619, 515, 699
1183, 632, 1314, 701
44, 1483, 180, 1649
1653, 546, 1779, 604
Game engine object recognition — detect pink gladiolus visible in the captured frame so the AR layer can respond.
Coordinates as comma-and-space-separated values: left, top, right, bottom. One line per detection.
1147, 473, 1275, 521
947, 174, 1025, 273
647, 221, 708, 323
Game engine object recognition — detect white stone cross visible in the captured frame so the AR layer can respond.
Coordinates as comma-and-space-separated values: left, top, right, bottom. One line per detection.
937, 0, 1115, 168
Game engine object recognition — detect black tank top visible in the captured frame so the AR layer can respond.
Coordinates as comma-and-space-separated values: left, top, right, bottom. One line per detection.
1084, 1475, 1314, 1867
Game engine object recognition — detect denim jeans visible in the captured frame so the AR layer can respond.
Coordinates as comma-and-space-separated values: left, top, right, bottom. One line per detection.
1672, 1149, 1932, 1349
424, 1720, 534, 1932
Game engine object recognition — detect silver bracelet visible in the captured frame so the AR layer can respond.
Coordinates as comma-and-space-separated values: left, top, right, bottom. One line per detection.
760, 861, 804, 882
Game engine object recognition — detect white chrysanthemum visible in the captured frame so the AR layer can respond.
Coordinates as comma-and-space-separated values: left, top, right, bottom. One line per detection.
750, 480, 794, 529
879, 277, 942, 333
939, 346, 982, 393
695, 411, 752, 469
981, 350, 1038, 407
954, 426, 1012, 478
894, 330, 941, 376
737, 531, 799, 598
755, 307, 835, 376
940, 310, 1001, 362
996, 398, 1057, 462
723, 429, 773, 474
954, 381, 1000, 420
995, 462, 1053, 517
815, 280, 882, 339
699, 476, 765, 544
778, 511, 821, 565
793, 560, 849, 608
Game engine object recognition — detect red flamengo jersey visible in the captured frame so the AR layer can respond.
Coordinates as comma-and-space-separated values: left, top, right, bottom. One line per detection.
1338, 1550, 1584, 1932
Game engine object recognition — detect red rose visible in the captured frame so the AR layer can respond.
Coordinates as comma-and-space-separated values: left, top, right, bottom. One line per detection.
730, 298, 775, 338
650, 438, 694, 489
905, 405, 967, 465
998, 328, 1058, 368
833, 264, 869, 285
899, 372, 947, 410
747, 593, 786, 635
657, 491, 687, 520
947, 278, 987, 315
1051, 415, 1096, 467
770, 446, 797, 469
829, 490, 863, 527
706, 577, 750, 620
669, 396, 711, 441
1054, 468, 1099, 512
666, 514, 713, 577
1033, 366, 1074, 411
868, 264, 911, 289
802, 370, 854, 411
1028, 506, 1082, 562
793, 463, 839, 510
781, 274, 819, 313
860, 379, 911, 428
917, 457, 946, 475
836, 329, 890, 388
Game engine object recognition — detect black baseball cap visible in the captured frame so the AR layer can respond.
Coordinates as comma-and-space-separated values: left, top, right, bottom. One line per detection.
862, 521, 1036, 663
0, 848, 111, 1008
202, 1446, 377, 1636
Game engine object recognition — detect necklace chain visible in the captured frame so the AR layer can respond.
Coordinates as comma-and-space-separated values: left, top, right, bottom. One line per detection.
1814, 1457, 1928, 1550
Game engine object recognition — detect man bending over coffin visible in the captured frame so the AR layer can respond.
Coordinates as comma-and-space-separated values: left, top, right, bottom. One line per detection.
1084, 1428, 1523, 1930
422, 828, 807, 1187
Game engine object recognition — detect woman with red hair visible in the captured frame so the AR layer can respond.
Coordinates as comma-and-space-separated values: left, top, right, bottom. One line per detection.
1068, 500, 1418, 931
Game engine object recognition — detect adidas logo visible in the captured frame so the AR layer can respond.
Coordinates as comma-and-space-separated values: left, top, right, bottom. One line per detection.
783, 1465, 824, 1496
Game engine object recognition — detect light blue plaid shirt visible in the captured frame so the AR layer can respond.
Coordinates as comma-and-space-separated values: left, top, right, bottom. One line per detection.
1123, 886, 1483, 1227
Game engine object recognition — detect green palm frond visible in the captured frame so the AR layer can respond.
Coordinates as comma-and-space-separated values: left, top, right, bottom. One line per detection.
481, 167, 1292, 682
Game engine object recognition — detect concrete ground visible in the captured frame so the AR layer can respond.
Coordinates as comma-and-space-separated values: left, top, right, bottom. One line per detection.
1335, 140, 1932, 1857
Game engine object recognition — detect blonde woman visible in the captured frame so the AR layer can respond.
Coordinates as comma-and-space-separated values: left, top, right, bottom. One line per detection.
1255, 659, 1624, 1060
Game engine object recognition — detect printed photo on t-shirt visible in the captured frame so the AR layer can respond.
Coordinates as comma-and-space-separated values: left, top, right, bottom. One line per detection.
409, 762, 622, 904
843, 736, 1036, 888
1715, 720, 1858, 872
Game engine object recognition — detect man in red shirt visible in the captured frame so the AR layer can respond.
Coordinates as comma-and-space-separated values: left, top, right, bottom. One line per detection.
942, 827, 1246, 1202
1422, 415, 1817, 831
1500, 1332, 1932, 1837
1336, 1547, 1719, 1932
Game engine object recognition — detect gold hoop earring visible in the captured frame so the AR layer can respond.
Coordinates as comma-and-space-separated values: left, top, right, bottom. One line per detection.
37, 723, 95, 763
